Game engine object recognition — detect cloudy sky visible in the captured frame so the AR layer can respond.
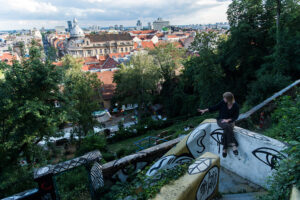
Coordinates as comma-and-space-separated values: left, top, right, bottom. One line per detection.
0, 0, 231, 30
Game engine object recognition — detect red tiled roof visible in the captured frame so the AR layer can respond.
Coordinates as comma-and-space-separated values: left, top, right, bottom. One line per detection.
52, 61, 63, 66
0, 52, 17, 65
82, 65, 89, 71
141, 41, 155, 49
96, 71, 116, 100
84, 56, 99, 64
82, 56, 120, 71
133, 41, 155, 49
167, 35, 179, 38
130, 30, 157, 35
137, 35, 155, 40
102, 57, 120, 69
108, 52, 130, 58
173, 42, 184, 48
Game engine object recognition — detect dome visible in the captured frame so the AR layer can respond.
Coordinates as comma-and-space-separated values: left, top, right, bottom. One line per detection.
70, 18, 84, 38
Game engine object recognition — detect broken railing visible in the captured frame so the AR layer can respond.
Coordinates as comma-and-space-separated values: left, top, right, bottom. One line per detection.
3, 139, 179, 200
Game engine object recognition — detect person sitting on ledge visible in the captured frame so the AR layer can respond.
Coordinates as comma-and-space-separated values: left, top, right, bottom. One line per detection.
198, 92, 239, 158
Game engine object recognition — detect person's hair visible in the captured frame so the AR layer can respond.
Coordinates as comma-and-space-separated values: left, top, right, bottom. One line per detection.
223, 92, 235, 104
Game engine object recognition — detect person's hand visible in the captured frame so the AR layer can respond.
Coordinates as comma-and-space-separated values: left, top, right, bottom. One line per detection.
197, 109, 207, 115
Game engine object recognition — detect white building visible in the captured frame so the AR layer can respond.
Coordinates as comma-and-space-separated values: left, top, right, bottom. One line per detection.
153, 18, 170, 31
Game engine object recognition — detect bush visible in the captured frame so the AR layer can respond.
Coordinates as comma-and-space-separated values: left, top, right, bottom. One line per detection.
99, 162, 191, 200
264, 94, 300, 142
55, 166, 91, 200
0, 166, 36, 198
107, 118, 169, 143
102, 152, 115, 162
246, 73, 291, 106
260, 93, 300, 200
260, 141, 300, 200
76, 135, 107, 157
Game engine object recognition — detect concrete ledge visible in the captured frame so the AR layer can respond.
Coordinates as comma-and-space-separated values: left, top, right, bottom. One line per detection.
102, 137, 181, 178
153, 152, 220, 200
290, 185, 300, 200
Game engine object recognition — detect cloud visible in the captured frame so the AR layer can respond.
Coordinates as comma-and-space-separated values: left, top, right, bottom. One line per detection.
2, 0, 58, 13
0, 0, 231, 30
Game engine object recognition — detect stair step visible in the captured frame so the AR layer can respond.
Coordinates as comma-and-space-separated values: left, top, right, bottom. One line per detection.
220, 192, 266, 200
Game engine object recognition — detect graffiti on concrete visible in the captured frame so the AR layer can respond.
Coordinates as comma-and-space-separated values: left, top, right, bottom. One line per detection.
146, 155, 193, 176
114, 162, 148, 182
90, 162, 104, 190
238, 129, 270, 142
210, 129, 224, 145
187, 129, 206, 158
196, 166, 219, 200
188, 158, 214, 175
252, 147, 286, 169
210, 129, 224, 153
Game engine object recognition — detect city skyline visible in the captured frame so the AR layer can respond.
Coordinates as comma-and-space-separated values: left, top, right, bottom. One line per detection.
0, 0, 231, 30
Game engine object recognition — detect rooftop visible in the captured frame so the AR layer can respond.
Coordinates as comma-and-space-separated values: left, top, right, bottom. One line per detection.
86, 33, 132, 42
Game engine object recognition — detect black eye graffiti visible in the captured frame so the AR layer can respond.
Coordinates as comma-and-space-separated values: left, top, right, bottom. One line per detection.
210, 129, 224, 153
252, 147, 286, 169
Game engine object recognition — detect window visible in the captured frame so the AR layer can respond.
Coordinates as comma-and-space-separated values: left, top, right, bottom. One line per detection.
113, 49, 117, 53
121, 48, 123, 52
125, 47, 128, 52
100, 49, 103, 53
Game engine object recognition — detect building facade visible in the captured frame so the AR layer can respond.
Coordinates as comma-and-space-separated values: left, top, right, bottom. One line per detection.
153, 18, 170, 31
65, 19, 134, 58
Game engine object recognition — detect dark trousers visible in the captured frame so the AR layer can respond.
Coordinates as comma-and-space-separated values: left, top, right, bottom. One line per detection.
217, 119, 238, 149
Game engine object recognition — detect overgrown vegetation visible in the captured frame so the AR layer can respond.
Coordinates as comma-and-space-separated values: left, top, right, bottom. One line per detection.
260, 92, 300, 199
100, 162, 191, 200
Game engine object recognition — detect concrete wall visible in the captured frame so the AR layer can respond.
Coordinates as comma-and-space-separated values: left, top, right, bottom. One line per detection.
147, 119, 287, 188
153, 152, 220, 200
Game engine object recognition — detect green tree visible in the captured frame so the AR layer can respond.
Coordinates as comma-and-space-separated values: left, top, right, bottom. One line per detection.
63, 56, 102, 140
149, 43, 184, 82
113, 53, 160, 117
219, 0, 274, 102
0, 43, 65, 166
181, 31, 224, 115
0, 43, 66, 197
149, 43, 185, 117
47, 46, 58, 62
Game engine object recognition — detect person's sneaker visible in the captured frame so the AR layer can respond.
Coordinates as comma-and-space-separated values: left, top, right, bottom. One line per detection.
233, 150, 239, 156
222, 149, 227, 158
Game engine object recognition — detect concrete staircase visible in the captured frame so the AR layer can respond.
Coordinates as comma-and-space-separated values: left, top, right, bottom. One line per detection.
219, 167, 266, 200
221, 192, 267, 200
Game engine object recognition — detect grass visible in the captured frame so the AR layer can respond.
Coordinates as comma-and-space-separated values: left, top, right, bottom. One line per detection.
107, 114, 215, 154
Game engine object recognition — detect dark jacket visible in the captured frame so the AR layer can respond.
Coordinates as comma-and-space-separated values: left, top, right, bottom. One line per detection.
209, 100, 239, 123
